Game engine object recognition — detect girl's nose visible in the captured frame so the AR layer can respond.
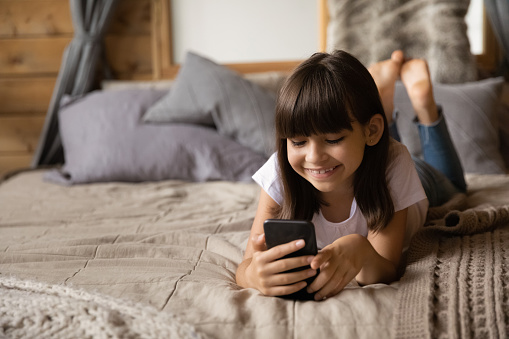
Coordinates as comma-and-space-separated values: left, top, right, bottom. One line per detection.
305, 143, 326, 163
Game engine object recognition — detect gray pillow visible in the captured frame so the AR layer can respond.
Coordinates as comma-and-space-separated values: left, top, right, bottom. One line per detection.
44, 89, 267, 185
143, 52, 277, 157
394, 77, 506, 174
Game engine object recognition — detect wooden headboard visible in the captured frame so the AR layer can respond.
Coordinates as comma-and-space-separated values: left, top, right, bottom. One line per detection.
0, 0, 501, 177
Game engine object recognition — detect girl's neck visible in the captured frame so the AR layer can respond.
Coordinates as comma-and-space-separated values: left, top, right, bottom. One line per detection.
319, 187, 355, 223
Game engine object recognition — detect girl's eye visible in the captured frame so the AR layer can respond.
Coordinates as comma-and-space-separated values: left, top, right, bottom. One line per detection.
326, 137, 344, 144
290, 140, 306, 147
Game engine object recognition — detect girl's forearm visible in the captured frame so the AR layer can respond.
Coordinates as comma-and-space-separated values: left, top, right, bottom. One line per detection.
355, 239, 399, 285
235, 258, 252, 288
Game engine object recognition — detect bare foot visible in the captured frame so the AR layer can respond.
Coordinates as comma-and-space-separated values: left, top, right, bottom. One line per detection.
368, 50, 405, 123
400, 59, 438, 125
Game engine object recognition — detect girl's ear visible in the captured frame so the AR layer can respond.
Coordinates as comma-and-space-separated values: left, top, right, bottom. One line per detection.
365, 114, 384, 146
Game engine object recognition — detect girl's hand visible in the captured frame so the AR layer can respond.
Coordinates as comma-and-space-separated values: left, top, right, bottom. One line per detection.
245, 233, 317, 296
306, 234, 371, 301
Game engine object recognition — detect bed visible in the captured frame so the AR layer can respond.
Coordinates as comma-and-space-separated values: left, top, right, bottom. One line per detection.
1, 1, 509, 338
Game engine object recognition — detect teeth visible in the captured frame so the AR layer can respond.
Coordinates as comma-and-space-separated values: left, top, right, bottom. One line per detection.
309, 167, 335, 174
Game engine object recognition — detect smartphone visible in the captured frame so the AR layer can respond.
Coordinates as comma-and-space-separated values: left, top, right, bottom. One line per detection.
263, 219, 318, 300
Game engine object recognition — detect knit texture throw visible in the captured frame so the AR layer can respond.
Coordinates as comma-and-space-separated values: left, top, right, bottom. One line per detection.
0, 276, 208, 339
394, 203, 509, 338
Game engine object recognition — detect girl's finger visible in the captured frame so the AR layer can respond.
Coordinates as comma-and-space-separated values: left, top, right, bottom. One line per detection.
263, 281, 308, 297
264, 239, 308, 262
306, 263, 334, 293
333, 270, 357, 295
316, 268, 356, 301
313, 269, 346, 301
263, 255, 314, 275
265, 268, 317, 287
251, 233, 267, 252
310, 249, 332, 270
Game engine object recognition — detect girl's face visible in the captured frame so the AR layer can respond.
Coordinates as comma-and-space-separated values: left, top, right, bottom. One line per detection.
287, 120, 369, 196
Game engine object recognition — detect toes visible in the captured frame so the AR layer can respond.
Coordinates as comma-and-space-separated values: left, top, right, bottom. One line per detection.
391, 50, 405, 65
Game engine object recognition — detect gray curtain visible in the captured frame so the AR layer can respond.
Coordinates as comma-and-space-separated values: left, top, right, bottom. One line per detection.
32, 0, 118, 167
484, 0, 509, 77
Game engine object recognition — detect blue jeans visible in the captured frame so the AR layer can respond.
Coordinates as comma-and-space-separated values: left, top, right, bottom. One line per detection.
389, 109, 467, 207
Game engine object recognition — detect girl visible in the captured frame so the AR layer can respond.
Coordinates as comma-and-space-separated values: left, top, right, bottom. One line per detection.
235, 50, 466, 301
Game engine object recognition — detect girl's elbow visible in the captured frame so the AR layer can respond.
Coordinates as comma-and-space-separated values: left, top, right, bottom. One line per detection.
356, 263, 399, 286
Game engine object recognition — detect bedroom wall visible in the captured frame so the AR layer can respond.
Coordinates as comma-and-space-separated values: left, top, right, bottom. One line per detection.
171, 0, 318, 64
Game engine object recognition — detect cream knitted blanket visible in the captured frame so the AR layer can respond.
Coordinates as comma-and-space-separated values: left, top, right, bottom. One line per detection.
0, 276, 208, 339
394, 203, 509, 338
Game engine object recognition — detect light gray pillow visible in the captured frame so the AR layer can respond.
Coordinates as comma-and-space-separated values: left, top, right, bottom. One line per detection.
394, 77, 506, 174
44, 89, 267, 185
143, 52, 277, 157
326, 0, 477, 83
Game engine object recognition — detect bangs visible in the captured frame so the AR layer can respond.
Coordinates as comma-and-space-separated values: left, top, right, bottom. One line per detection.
276, 65, 353, 138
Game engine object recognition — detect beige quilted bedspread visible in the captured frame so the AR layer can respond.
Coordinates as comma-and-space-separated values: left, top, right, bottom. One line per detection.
1, 171, 509, 338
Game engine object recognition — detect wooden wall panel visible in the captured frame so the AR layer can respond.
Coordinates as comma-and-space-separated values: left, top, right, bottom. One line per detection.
0, 78, 55, 114
0, 155, 33, 175
104, 35, 153, 76
0, 36, 156, 77
0, 116, 45, 152
0, 38, 70, 75
0, 0, 157, 176
0, 0, 151, 37
106, 0, 154, 79
0, 0, 72, 36
108, 0, 152, 35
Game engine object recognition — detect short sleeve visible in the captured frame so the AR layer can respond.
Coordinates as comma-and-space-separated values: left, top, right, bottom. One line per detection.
252, 153, 284, 205
386, 141, 428, 212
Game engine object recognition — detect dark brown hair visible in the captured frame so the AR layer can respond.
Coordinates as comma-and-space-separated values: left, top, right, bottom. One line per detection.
274, 50, 394, 232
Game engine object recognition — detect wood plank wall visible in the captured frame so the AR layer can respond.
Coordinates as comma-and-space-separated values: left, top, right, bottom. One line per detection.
0, 0, 156, 176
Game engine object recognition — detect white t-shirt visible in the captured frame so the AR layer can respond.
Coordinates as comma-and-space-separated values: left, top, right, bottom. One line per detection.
252, 140, 428, 250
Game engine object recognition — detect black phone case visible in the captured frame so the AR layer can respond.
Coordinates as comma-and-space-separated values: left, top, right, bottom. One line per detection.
263, 219, 319, 300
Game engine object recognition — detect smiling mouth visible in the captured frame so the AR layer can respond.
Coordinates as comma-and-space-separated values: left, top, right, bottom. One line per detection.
306, 165, 339, 175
